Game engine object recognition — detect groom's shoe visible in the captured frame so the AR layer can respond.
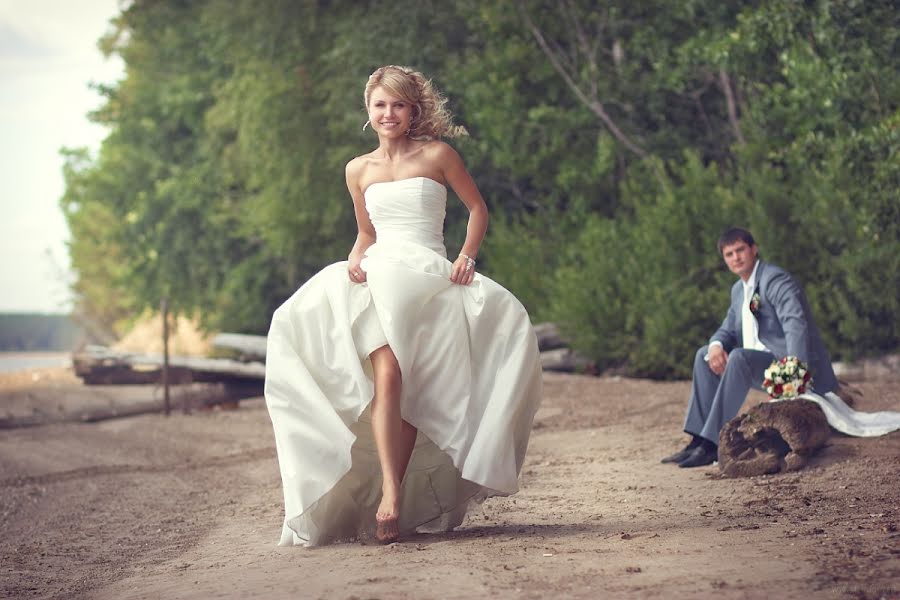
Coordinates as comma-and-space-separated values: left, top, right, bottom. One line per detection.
678, 442, 718, 468
661, 436, 702, 464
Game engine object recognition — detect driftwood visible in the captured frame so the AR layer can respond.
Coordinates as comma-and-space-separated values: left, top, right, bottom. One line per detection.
75, 321, 596, 387
718, 399, 831, 478
70, 346, 264, 415
539, 348, 595, 374
211, 333, 268, 361
533, 323, 568, 352
534, 323, 596, 373
213, 325, 572, 356
73, 345, 264, 385
214, 325, 597, 374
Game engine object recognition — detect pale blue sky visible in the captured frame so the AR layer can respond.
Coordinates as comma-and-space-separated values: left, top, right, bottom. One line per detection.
0, 0, 123, 313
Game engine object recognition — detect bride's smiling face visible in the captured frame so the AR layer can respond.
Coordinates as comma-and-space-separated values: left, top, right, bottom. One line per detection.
367, 86, 413, 138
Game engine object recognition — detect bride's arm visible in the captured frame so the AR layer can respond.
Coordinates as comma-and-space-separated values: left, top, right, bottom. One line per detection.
434, 143, 488, 285
346, 159, 376, 283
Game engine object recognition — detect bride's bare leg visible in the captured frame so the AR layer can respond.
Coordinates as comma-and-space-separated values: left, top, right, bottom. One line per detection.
369, 345, 417, 542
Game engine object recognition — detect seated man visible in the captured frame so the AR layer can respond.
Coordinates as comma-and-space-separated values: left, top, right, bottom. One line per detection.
662, 227, 838, 468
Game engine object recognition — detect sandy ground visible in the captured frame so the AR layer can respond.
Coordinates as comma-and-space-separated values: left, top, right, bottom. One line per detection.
1, 368, 898, 600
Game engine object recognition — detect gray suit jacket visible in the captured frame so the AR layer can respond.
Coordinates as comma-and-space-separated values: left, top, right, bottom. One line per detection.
710, 260, 838, 394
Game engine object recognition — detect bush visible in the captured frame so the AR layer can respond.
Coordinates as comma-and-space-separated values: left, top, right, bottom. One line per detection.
550, 153, 750, 377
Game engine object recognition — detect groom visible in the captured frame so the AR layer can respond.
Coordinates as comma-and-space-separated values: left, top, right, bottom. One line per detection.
662, 227, 838, 468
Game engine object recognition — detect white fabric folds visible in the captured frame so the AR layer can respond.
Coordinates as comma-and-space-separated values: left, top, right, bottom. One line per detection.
264, 177, 543, 546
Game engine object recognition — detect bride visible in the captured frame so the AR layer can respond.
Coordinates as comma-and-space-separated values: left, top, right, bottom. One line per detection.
264, 65, 543, 546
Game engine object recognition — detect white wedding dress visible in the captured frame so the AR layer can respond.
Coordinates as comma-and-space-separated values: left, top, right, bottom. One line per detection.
264, 177, 543, 546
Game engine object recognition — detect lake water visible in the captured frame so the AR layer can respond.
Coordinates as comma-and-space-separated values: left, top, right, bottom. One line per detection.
0, 352, 72, 373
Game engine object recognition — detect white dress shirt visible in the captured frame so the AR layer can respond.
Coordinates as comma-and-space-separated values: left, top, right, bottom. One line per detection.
708, 260, 768, 359
740, 260, 767, 351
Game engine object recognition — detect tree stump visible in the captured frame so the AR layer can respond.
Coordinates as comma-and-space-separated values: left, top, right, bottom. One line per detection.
718, 399, 831, 478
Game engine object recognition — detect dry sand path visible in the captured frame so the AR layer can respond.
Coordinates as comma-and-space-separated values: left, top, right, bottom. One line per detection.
1, 371, 898, 599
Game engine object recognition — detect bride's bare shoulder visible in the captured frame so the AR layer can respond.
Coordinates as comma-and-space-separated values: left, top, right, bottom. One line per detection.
421, 140, 456, 155
346, 151, 378, 170
421, 141, 463, 172
345, 152, 379, 183
420, 140, 461, 167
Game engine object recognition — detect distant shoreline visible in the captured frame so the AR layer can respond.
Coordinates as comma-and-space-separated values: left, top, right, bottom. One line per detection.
0, 352, 72, 374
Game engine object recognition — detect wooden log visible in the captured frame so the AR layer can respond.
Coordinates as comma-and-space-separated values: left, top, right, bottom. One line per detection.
532, 322, 568, 352
72, 346, 264, 386
540, 348, 595, 373
211, 333, 268, 361
212, 326, 577, 360
718, 399, 831, 478
222, 380, 266, 402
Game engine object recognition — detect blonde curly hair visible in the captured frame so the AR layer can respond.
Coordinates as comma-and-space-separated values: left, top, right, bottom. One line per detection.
364, 65, 467, 140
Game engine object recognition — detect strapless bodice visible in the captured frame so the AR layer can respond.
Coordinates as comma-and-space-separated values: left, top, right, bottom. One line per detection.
364, 177, 447, 257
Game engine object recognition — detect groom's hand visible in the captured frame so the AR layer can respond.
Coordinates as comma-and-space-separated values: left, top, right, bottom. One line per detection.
708, 345, 728, 375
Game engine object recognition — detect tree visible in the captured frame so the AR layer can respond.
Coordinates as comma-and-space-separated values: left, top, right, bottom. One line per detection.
62, 0, 898, 374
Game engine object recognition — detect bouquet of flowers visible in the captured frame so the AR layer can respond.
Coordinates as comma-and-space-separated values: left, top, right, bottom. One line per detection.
763, 356, 812, 400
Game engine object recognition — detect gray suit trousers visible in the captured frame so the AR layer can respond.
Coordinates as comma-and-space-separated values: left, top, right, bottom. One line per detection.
684, 345, 775, 445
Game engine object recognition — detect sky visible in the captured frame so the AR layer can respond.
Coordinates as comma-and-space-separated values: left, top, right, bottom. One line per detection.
0, 0, 124, 313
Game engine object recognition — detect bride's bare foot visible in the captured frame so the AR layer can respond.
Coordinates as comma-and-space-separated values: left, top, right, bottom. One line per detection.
375, 496, 400, 544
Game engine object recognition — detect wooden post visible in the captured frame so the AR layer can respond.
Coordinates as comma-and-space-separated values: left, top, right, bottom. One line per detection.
161, 298, 170, 416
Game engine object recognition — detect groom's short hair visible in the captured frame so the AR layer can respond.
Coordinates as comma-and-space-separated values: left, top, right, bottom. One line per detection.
717, 228, 756, 253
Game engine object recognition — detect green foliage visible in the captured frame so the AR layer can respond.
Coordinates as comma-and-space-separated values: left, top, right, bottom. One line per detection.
63, 0, 899, 375
479, 208, 578, 320
543, 0, 900, 374
549, 153, 747, 377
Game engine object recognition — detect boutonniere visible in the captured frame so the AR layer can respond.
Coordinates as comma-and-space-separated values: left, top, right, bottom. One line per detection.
749, 291, 761, 315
